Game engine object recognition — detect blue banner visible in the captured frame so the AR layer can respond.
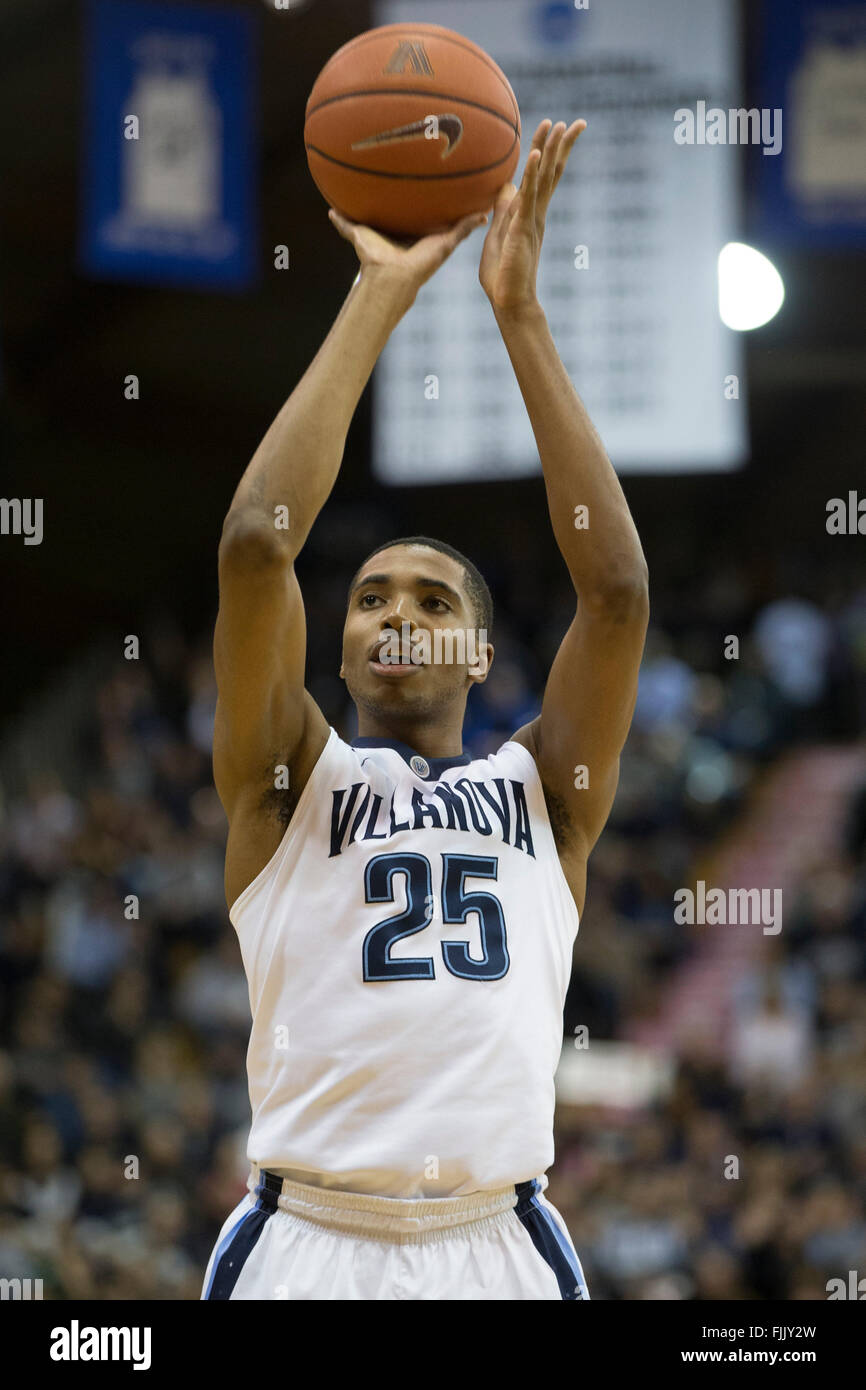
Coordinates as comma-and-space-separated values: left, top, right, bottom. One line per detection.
81, 0, 258, 288
760, 0, 866, 247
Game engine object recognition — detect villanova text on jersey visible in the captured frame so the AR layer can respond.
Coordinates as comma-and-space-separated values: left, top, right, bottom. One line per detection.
328, 773, 536, 859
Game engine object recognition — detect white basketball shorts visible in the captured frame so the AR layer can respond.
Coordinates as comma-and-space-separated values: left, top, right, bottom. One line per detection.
201, 1167, 590, 1301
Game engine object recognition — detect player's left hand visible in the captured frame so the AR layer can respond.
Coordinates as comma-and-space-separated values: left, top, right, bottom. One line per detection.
479, 118, 586, 316
328, 206, 488, 302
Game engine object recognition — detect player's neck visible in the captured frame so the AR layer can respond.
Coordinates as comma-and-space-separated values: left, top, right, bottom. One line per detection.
355, 716, 465, 759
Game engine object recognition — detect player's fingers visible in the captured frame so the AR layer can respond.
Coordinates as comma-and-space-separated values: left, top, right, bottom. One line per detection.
530, 118, 553, 155
551, 119, 587, 193
492, 182, 518, 221
537, 118, 585, 208
328, 207, 358, 244
429, 211, 487, 262
503, 192, 522, 231
519, 121, 550, 211
484, 183, 518, 249
538, 121, 567, 207
450, 211, 489, 247
530, 123, 549, 185
523, 147, 543, 226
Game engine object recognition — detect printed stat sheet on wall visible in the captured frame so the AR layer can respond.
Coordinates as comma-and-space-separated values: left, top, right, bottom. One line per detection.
373, 0, 747, 482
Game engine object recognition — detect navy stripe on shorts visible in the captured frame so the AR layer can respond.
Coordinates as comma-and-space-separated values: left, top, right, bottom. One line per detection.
514, 1179, 589, 1300
205, 1171, 282, 1300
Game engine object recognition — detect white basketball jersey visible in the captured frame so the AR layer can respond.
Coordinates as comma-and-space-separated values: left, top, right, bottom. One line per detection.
230, 729, 580, 1199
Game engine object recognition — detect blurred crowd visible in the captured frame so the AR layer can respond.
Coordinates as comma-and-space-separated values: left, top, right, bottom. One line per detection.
1, 524, 865, 1298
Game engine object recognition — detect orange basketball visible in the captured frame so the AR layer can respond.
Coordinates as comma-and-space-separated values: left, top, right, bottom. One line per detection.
305, 22, 521, 238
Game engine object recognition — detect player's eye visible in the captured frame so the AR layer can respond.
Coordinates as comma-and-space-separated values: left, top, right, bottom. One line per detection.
359, 593, 381, 607
424, 596, 450, 611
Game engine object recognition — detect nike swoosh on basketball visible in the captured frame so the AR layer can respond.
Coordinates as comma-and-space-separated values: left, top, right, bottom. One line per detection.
351, 115, 464, 158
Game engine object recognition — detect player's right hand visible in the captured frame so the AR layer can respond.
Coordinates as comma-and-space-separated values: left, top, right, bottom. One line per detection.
328, 206, 488, 299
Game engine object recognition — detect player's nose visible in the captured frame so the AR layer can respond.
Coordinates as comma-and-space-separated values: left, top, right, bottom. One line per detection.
367, 611, 416, 659
381, 602, 413, 628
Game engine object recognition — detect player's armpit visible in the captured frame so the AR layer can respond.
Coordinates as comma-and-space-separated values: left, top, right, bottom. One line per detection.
212, 510, 328, 820
513, 584, 649, 857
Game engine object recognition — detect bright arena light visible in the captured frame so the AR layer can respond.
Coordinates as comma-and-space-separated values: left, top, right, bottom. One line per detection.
718, 242, 785, 331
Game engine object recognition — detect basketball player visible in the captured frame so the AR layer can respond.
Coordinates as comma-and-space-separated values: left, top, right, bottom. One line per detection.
202, 120, 648, 1300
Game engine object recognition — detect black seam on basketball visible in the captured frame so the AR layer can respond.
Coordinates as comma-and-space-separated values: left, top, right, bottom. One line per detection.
306, 88, 519, 134
305, 137, 518, 180
317, 25, 520, 121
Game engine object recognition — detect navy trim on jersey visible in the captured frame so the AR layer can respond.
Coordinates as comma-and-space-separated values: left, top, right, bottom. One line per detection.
351, 737, 471, 778
205, 1172, 282, 1300
514, 1180, 590, 1300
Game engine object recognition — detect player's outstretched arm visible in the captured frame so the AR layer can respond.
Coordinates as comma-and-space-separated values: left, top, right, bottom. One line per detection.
214, 209, 489, 837
480, 120, 650, 877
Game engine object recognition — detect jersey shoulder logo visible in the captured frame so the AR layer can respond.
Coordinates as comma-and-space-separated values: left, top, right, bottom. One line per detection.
384, 39, 434, 76
351, 114, 464, 159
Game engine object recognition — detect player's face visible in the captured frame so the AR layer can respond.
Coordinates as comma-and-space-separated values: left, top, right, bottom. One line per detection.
340, 546, 491, 721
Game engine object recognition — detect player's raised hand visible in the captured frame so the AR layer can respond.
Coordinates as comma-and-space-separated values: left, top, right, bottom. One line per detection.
328, 206, 489, 299
479, 118, 586, 316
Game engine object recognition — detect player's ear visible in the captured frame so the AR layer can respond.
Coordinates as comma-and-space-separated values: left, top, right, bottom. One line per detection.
468, 642, 493, 685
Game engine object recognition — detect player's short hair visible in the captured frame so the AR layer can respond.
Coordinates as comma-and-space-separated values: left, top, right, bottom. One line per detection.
350, 535, 493, 638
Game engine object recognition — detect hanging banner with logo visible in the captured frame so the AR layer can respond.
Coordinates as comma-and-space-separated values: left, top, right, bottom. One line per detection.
372, 0, 746, 481
760, 0, 866, 247
81, 0, 257, 288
